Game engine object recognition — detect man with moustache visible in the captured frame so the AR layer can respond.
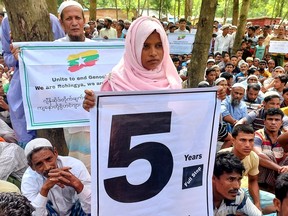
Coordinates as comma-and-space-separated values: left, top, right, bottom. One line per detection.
99, 17, 117, 39
253, 108, 288, 191
56, 0, 95, 171
221, 83, 247, 132
219, 124, 276, 214
21, 138, 91, 216
213, 151, 262, 216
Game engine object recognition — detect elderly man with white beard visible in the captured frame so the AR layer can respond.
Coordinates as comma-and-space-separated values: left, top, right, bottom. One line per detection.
221, 83, 247, 132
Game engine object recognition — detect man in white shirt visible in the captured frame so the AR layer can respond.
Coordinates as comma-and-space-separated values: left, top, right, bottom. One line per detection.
174, 18, 189, 33
21, 138, 91, 216
99, 17, 117, 39
214, 24, 233, 55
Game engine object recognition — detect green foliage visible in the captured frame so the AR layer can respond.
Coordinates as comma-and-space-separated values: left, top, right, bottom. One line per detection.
53, 0, 287, 20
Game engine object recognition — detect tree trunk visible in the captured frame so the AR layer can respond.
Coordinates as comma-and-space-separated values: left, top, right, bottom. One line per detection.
177, 0, 181, 20
185, 0, 192, 20
159, 0, 162, 20
115, 0, 119, 20
3, 0, 53, 41
187, 0, 217, 88
232, 0, 251, 54
89, 0, 96, 21
137, 0, 140, 17
232, 0, 239, 26
223, 0, 230, 24
3, 0, 68, 155
46, 0, 58, 16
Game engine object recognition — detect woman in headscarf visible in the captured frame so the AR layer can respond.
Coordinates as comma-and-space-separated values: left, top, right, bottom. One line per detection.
84, 16, 183, 109
83, 16, 225, 109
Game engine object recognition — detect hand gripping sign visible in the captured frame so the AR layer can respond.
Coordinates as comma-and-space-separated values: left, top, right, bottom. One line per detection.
90, 88, 220, 216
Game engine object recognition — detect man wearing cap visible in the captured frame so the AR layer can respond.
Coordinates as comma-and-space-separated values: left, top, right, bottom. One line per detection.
221, 83, 247, 132
99, 17, 117, 39
214, 24, 233, 55
263, 66, 285, 90
1, 10, 65, 148
56, 0, 94, 171
57, 1, 91, 42
237, 91, 288, 132
122, 19, 131, 38
88, 20, 98, 38
206, 58, 215, 69
21, 138, 91, 215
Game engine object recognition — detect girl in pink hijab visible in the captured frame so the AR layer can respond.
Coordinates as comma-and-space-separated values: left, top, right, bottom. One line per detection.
83, 16, 182, 110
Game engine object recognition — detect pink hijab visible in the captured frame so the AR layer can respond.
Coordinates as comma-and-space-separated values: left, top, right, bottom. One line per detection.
101, 16, 182, 91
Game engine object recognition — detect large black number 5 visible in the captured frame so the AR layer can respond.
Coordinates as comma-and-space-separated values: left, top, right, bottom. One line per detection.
104, 112, 173, 203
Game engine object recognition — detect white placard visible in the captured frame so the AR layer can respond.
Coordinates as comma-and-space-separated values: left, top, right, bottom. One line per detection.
18, 41, 124, 129
168, 33, 195, 55
269, 40, 288, 53
90, 88, 220, 216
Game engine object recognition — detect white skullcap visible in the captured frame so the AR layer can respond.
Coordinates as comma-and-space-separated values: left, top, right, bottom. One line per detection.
207, 59, 215, 63
221, 24, 231, 30
232, 83, 245, 89
58, 0, 83, 16
215, 77, 226, 85
247, 75, 258, 80
263, 91, 280, 99
24, 138, 53, 157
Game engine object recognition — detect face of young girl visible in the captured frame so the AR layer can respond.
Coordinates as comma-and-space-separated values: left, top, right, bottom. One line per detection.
141, 31, 164, 70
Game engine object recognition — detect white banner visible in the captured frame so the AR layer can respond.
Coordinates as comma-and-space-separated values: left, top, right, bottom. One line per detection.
269, 40, 288, 53
90, 88, 220, 216
168, 33, 195, 55
18, 42, 124, 129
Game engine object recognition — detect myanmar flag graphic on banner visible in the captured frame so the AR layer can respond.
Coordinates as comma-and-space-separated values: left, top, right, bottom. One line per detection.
67, 50, 99, 72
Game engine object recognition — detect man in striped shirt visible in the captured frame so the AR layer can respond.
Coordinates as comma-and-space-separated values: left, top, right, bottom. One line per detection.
253, 108, 288, 190
237, 92, 288, 132
213, 151, 262, 216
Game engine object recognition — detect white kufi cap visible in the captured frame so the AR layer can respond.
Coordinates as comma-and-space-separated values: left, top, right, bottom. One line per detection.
58, 0, 83, 16
24, 138, 53, 157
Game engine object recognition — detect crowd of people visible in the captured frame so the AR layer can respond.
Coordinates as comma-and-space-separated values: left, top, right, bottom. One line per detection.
0, 0, 288, 215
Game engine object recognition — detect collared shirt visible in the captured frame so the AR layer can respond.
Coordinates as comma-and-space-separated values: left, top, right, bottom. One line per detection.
254, 128, 283, 163
99, 27, 117, 39
174, 29, 190, 34
246, 107, 288, 132
219, 147, 259, 188
214, 34, 233, 54
221, 95, 247, 120
0, 142, 28, 181
21, 156, 91, 216
214, 188, 262, 216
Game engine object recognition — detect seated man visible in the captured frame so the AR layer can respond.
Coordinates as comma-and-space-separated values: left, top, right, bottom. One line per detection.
243, 83, 263, 113
0, 138, 27, 182
21, 138, 91, 215
219, 124, 275, 214
253, 108, 288, 191
221, 83, 247, 132
213, 151, 262, 216
273, 173, 288, 216
237, 92, 288, 132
